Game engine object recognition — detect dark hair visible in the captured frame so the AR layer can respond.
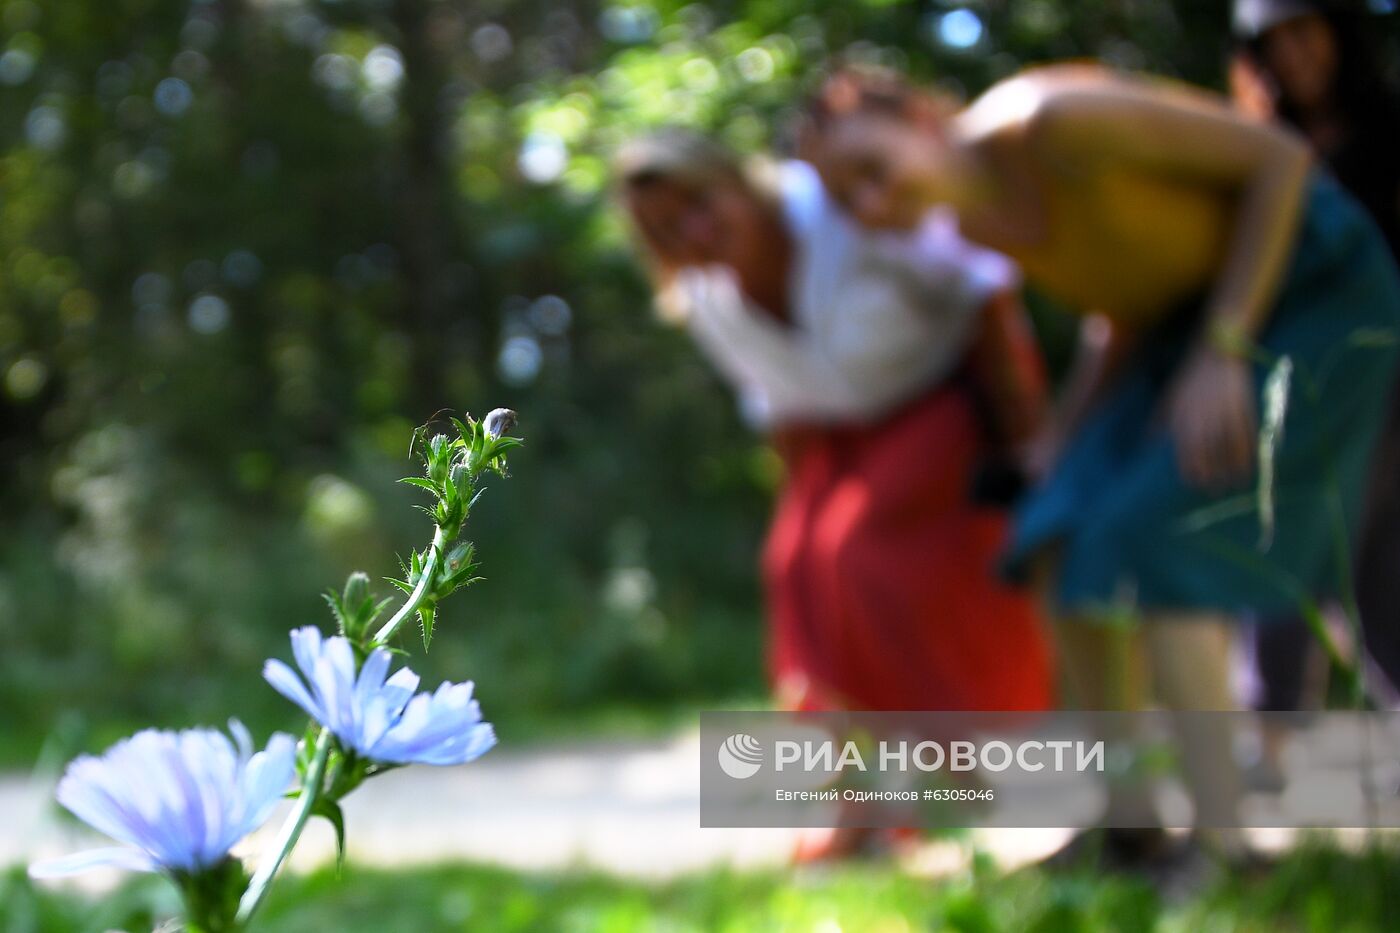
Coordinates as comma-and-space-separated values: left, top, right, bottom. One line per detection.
1243, 4, 1400, 129
1238, 3, 1400, 254
804, 65, 957, 134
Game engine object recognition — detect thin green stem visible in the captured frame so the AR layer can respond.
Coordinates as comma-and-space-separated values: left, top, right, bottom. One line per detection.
1296, 599, 1366, 702
235, 728, 333, 925
1325, 471, 1381, 829
234, 522, 445, 926
372, 525, 446, 646
1325, 471, 1369, 709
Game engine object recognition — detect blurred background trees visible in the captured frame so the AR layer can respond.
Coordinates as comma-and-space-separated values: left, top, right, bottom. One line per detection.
1, 0, 1395, 760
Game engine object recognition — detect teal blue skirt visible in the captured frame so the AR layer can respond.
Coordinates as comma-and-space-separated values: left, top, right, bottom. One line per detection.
1005, 172, 1400, 614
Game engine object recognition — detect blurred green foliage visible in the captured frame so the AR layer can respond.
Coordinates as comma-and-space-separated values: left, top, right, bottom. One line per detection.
1, 0, 1397, 763
8, 842, 1400, 932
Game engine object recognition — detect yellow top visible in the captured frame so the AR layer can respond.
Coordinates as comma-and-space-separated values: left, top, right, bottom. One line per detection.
952, 64, 1298, 330
1010, 161, 1235, 324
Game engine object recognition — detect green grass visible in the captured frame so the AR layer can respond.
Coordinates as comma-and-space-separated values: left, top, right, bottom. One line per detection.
6, 843, 1400, 933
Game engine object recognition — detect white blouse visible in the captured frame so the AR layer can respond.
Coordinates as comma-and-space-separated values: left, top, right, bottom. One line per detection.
672, 160, 1017, 429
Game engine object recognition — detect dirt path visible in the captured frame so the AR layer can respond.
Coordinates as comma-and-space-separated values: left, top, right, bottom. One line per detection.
8, 729, 1082, 888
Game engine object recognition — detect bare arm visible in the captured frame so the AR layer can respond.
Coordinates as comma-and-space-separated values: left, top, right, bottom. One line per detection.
1053, 315, 1136, 434
1025, 314, 1138, 478
1018, 72, 1315, 487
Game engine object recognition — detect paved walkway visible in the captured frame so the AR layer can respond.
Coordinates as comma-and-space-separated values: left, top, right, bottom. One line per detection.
6, 730, 1075, 889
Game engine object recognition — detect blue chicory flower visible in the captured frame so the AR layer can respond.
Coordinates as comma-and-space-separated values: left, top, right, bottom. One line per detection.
263, 626, 496, 767
30, 722, 295, 878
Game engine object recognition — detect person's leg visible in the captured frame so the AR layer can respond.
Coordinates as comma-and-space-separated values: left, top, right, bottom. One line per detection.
1056, 615, 1146, 711
1141, 613, 1245, 848
1029, 549, 1156, 829
1054, 615, 1160, 827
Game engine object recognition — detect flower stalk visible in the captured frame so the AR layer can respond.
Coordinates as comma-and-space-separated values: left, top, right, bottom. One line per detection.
32, 409, 519, 930
235, 728, 333, 924
239, 409, 518, 925
373, 525, 446, 646
176, 858, 252, 933
35, 411, 523, 924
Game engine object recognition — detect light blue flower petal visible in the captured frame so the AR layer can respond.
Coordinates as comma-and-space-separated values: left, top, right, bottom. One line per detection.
314, 636, 359, 741
352, 649, 392, 738
229, 719, 254, 760
398, 723, 496, 766
57, 755, 154, 851
370, 681, 495, 766
263, 659, 321, 721
380, 668, 421, 713
46, 724, 292, 877
289, 626, 324, 682
355, 649, 391, 697
265, 628, 495, 770
238, 732, 297, 833
29, 847, 158, 878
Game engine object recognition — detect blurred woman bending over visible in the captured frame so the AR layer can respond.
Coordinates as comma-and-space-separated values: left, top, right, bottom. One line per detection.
800, 62, 1400, 863
614, 128, 1053, 720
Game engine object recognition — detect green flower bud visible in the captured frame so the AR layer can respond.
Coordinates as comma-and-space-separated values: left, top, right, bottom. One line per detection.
343, 571, 371, 610
444, 541, 473, 572
427, 434, 451, 486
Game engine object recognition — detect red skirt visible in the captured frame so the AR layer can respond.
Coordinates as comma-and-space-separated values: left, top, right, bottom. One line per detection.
763, 385, 1053, 712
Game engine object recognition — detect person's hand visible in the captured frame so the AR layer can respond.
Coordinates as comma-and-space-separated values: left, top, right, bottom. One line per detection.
1165, 347, 1257, 489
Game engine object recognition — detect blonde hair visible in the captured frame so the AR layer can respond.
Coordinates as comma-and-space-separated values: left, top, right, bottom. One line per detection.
613, 128, 780, 321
